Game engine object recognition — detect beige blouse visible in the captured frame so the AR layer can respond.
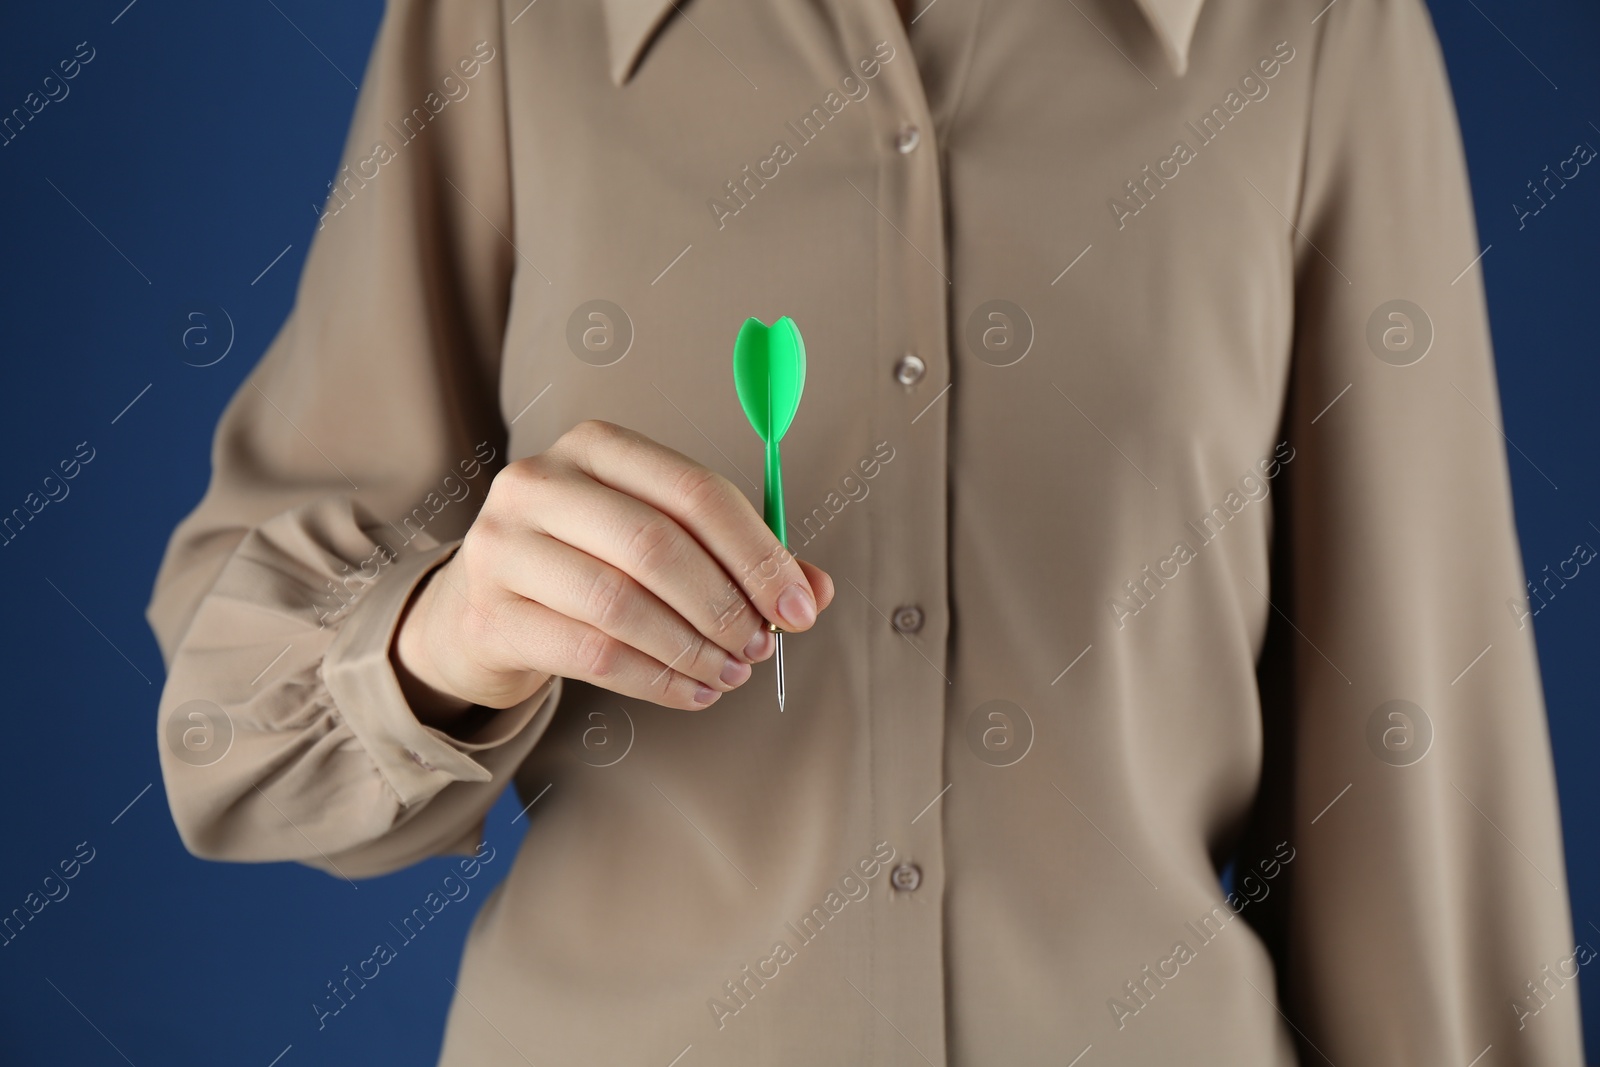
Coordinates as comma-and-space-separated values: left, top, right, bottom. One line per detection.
147, 0, 1586, 1062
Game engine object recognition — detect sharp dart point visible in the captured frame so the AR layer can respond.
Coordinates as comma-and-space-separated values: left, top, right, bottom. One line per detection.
775, 632, 786, 712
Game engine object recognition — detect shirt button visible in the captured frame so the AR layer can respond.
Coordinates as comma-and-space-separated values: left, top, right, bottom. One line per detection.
890, 862, 923, 892
893, 353, 926, 386
894, 124, 920, 154
892, 605, 925, 634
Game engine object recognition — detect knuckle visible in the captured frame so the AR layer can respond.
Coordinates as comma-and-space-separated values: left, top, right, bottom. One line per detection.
625, 516, 683, 577
678, 630, 713, 673
709, 581, 752, 636
672, 464, 730, 520
488, 456, 550, 510
481, 476, 518, 520
585, 568, 634, 632
574, 626, 622, 679
568, 418, 622, 452
488, 456, 529, 493
462, 512, 505, 558
653, 666, 681, 705
738, 542, 791, 601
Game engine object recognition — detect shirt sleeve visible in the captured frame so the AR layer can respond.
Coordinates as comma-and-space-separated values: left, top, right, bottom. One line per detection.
145, 0, 562, 881
1242, 0, 1586, 1062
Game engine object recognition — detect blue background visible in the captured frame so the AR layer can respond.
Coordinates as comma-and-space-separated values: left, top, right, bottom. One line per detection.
0, 1, 1594, 1063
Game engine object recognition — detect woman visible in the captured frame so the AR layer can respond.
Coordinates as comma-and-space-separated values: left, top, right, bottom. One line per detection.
148, 0, 1585, 1062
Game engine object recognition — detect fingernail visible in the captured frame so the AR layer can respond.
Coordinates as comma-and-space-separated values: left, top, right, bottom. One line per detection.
693, 684, 720, 706
742, 629, 773, 662
777, 584, 816, 630
720, 658, 751, 687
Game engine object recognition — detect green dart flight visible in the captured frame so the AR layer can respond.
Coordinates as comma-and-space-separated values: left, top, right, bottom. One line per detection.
733, 315, 807, 712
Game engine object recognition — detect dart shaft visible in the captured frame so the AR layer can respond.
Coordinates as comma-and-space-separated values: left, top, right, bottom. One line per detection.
764, 439, 786, 547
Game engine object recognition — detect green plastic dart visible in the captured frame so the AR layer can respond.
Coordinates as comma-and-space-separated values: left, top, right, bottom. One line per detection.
732, 315, 807, 712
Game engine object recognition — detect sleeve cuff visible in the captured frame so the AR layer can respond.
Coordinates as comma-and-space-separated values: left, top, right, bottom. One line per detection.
321, 537, 559, 807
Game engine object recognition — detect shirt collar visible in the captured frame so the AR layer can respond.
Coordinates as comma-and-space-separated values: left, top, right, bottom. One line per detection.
600, 0, 1207, 86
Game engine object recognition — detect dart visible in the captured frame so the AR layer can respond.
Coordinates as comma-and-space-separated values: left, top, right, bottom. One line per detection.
732, 315, 807, 712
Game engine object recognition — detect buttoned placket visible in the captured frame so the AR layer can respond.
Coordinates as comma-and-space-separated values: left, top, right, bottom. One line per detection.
819, 1, 955, 1062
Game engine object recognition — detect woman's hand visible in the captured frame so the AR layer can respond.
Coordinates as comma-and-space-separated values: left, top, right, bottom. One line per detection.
391, 419, 834, 718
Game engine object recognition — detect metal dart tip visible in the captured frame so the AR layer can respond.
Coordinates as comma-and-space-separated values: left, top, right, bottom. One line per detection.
774, 631, 786, 712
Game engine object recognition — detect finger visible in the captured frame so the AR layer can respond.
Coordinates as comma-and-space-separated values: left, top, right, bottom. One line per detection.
512, 461, 770, 663
487, 528, 752, 693
476, 594, 725, 710
559, 421, 819, 633
797, 559, 835, 614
